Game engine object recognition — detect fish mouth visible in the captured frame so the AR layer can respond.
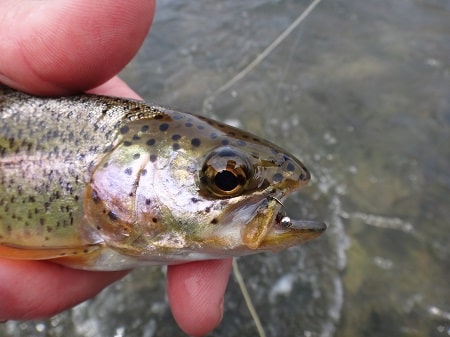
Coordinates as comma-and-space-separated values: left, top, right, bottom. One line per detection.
241, 193, 326, 250
260, 211, 327, 250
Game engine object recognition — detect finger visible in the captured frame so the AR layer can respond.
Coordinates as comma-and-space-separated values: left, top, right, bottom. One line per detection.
167, 259, 233, 336
87, 76, 143, 100
0, 0, 155, 95
0, 259, 127, 320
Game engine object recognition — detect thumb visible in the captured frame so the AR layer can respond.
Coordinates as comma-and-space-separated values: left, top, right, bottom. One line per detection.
0, 0, 155, 95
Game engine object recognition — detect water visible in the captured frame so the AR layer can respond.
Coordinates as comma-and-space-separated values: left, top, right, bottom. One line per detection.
1, 0, 449, 336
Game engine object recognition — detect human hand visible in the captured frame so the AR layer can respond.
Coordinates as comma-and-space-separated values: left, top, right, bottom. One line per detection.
0, 1, 232, 336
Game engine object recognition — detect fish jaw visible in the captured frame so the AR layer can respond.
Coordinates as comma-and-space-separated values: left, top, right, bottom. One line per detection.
258, 217, 327, 251
197, 191, 326, 257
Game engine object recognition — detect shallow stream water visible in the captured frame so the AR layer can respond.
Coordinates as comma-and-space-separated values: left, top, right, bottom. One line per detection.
2, 0, 449, 336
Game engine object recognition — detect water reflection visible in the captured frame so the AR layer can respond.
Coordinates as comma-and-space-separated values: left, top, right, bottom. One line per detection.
2, 0, 449, 336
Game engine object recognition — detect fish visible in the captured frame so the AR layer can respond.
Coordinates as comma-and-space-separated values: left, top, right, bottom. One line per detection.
0, 85, 325, 270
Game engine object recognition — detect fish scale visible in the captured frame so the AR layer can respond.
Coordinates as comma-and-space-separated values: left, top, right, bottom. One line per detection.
0, 85, 325, 270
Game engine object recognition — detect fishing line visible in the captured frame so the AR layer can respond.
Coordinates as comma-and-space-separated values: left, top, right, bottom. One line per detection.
232, 258, 267, 337
270, 17, 307, 116
202, 0, 324, 115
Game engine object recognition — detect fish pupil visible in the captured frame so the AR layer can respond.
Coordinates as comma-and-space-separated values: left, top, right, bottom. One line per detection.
214, 170, 239, 192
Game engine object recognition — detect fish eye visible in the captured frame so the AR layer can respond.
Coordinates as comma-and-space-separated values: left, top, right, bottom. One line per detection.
199, 147, 252, 198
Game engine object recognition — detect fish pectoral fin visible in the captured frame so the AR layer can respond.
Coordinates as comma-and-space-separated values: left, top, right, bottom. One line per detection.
0, 243, 100, 260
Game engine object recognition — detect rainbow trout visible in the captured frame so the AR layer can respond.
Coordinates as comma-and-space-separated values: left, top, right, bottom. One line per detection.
0, 85, 325, 270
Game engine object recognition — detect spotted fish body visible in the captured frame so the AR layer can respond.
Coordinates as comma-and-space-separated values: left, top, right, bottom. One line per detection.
0, 86, 325, 270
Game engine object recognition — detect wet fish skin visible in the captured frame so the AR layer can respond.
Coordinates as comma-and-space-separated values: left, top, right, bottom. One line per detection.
0, 86, 325, 270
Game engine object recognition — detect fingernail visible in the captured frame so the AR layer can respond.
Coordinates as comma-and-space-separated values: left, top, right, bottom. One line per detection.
218, 296, 225, 322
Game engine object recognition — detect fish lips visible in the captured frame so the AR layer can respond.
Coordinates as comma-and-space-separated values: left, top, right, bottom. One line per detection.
240, 193, 326, 251
259, 216, 327, 251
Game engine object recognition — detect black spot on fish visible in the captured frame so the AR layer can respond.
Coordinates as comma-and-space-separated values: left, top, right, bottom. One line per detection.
273, 173, 284, 183
141, 169, 147, 176
210, 218, 218, 224
172, 134, 181, 141
132, 134, 141, 141
154, 115, 163, 120
218, 148, 237, 157
159, 123, 169, 131
210, 133, 218, 139
286, 162, 295, 171
173, 143, 180, 151
124, 167, 132, 175
108, 211, 118, 221
152, 217, 158, 223
145, 199, 151, 205
299, 173, 307, 181
120, 126, 129, 134
133, 153, 141, 160
221, 139, 229, 146
146, 139, 155, 146
141, 125, 149, 132
150, 154, 157, 162
191, 138, 201, 147
123, 141, 132, 147
185, 122, 193, 127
